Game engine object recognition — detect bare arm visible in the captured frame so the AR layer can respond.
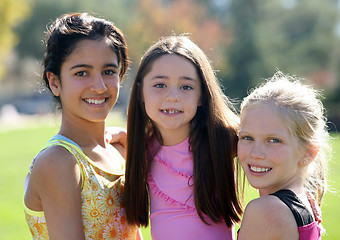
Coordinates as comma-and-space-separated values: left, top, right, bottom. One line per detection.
27, 146, 85, 239
237, 197, 299, 240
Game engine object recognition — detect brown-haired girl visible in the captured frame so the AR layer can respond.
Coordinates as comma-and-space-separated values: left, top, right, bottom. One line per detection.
124, 35, 242, 239
24, 12, 141, 239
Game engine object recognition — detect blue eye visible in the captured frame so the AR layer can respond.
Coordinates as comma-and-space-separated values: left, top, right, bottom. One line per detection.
240, 136, 253, 141
269, 138, 281, 143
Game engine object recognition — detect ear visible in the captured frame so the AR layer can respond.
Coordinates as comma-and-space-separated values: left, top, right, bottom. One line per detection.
46, 72, 61, 97
299, 144, 319, 166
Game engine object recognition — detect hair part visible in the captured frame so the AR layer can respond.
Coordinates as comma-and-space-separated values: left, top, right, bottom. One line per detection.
124, 35, 243, 227
42, 12, 129, 107
240, 71, 331, 206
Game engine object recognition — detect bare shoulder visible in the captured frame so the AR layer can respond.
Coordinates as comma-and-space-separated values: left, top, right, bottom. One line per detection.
32, 145, 79, 176
238, 196, 298, 240
246, 195, 294, 221
25, 144, 82, 213
29, 145, 82, 194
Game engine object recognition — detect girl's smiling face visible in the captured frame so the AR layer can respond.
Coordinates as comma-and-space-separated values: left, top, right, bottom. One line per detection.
48, 38, 119, 124
142, 54, 201, 145
237, 104, 306, 196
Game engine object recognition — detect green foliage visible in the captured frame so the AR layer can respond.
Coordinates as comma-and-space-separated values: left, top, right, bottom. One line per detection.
10, 0, 340, 120
254, 0, 338, 75
222, 0, 263, 100
0, 0, 31, 80
15, 0, 130, 60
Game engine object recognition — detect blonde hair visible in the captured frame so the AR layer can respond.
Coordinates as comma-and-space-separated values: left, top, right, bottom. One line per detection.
240, 71, 331, 206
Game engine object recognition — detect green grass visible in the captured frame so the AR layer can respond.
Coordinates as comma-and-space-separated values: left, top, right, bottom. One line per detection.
0, 115, 339, 239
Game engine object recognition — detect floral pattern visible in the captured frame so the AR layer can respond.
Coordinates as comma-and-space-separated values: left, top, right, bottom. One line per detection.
24, 139, 138, 239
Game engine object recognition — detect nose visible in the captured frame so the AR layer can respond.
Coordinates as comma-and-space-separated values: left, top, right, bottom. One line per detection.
90, 73, 107, 93
166, 87, 179, 102
250, 142, 265, 160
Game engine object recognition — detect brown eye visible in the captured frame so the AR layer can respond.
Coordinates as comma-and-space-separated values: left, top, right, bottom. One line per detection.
181, 85, 193, 90
154, 83, 166, 88
103, 69, 116, 75
75, 71, 87, 76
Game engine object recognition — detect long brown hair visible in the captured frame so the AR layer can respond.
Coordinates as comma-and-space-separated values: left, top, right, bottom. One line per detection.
124, 35, 242, 227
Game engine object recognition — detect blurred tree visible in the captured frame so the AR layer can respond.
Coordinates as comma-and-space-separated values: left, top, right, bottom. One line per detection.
254, 0, 338, 82
15, 0, 130, 60
124, 0, 230, 70
220, 0, 263, 101
254, 0, 339, 128
8, 0, 340, 130
205, 0, 339, 105
0, 0, 31, 80
16, 0, 70, 60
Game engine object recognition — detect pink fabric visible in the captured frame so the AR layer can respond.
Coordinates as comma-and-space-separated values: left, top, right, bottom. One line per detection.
297, 192, 322, 240
298, 192, 322, 240
298, 221, 321, 240
148, 138, 234, 240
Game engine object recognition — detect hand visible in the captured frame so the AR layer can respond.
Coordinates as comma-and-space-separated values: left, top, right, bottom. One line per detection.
105, 126, 127, 148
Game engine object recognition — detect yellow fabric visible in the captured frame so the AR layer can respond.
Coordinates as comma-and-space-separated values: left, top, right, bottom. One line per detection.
24, 139, 138, 239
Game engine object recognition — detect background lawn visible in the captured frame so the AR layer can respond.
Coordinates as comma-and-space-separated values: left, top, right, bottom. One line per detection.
0, 114, 339, 239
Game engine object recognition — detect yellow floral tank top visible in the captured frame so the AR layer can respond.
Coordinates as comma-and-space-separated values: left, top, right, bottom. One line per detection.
24, 136, 138, 239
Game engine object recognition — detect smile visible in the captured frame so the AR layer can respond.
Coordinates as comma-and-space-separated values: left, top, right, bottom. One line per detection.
161, 109, 182, 114
250, 165, 272, 173
84, 98, 106, 105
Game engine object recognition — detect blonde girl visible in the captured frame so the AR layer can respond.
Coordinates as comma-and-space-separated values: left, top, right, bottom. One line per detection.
237, 71, 330, 240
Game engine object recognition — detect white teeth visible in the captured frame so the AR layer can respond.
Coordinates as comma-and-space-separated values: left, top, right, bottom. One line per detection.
162, 109, 179, 114
85, 99, 105, 104
250, 166, 271, 173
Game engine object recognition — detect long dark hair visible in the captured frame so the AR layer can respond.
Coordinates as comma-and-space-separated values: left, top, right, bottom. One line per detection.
124, 36, 242, 227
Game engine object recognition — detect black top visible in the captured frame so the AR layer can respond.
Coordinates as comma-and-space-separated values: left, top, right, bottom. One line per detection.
270, 189, 314, 227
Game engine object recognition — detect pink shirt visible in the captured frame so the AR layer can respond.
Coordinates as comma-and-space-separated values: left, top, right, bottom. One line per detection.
148, 138, 234, 240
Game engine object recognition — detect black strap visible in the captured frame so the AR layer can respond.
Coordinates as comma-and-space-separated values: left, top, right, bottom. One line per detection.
270, 189, 314, 227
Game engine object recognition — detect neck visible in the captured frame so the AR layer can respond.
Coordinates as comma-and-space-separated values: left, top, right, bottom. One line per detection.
258, 180, 305, 197
160, 131, 189, 146
59, 115, 106, 148
156, 125, 190, 146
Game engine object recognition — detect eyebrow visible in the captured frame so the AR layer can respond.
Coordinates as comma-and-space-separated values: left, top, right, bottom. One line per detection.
69, 63, 119, 70
151, 75, 197, 81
